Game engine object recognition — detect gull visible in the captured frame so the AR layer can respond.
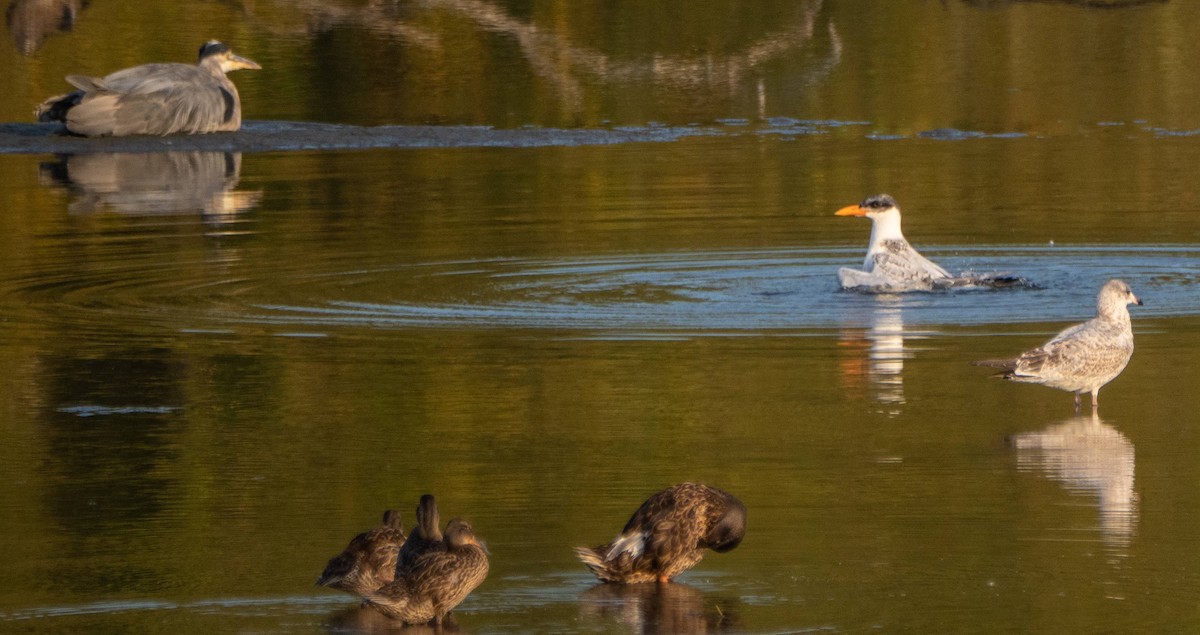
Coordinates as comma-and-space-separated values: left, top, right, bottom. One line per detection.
974, 279, 1142, 412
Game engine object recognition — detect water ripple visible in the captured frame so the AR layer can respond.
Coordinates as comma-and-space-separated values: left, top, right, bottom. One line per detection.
231, 245, 1200, 335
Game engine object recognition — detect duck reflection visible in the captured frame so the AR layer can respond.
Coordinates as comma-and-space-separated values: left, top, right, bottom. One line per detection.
579, 582, 740, 634
38, 151, 261, 217
323, 606, 464, 634
5, 0, 85, 55
838, 296, 910, 413
1010, 413, 1137, 548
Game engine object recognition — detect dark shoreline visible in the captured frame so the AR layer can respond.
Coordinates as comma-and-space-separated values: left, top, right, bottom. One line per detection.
0, 121, 721, 154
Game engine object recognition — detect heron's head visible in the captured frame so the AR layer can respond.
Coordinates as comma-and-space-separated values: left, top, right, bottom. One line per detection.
199, 40, 261, 73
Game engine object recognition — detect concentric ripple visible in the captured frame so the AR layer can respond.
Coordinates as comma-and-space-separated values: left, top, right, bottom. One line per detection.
234, 245, 1200, 335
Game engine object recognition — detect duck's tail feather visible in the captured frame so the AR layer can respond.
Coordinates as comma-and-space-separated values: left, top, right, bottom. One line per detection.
575, 546, 622, 583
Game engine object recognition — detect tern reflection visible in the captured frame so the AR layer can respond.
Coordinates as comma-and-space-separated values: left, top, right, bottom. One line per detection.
580, 582, 740, 634
1010, 413, 1137, 548
838, 296, 910, 413
6, 0, 85, 55
39, 151, 261, 218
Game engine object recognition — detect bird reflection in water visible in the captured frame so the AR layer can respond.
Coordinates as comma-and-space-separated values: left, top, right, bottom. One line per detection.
838, 295, 911, 414
580, 582, 740, 634
1010, 413, 1137, 550
5, 0, 85, 55
323, 606, 464, 634
38, 151, 261, 219
262, 0, 839, 119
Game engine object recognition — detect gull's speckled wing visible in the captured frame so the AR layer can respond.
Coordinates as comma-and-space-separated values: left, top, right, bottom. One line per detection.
1012, 319, 1133, 391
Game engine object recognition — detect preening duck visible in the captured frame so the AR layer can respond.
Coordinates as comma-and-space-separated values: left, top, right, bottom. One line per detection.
576, 483, 746, 584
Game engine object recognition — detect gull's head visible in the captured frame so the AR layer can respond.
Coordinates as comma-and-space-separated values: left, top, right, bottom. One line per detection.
1099, 279, 1143, 311
835, 194, 900, 220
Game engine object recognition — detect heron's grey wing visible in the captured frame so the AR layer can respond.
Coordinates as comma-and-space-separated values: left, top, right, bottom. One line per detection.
114, 75, 233, 135
71, 64, 233, 135
65, 74, 104, 92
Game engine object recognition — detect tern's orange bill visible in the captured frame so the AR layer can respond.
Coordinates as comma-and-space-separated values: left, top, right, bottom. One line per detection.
834, 205, 866, 217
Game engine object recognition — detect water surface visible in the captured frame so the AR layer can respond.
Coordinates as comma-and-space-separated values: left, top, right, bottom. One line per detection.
4, 1, 1200, 634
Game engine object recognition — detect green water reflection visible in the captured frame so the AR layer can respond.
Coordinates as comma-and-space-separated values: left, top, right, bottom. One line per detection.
4, 0, 1200, 130
4, 1, 1200, 634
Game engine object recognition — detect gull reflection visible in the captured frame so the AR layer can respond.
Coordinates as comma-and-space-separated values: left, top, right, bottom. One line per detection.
838, 296, 911, 414
580, 582, 740, 634
38, 151, 261, 218
5, 0, 85, 55
1010, 413, 1137, 549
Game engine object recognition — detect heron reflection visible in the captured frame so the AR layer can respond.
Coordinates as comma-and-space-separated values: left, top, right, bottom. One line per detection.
838, 296, 912, 413
1010, 413, 1137, 549
5, 0, 85, 55
39, 151, 261, 217
580, 582, 740, 634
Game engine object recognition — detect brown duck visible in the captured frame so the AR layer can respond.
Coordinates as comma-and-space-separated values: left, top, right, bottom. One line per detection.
364, 517, 490, 625
576, 483, 746, 584
395, 494, 444, 577
316, 509, 406, 598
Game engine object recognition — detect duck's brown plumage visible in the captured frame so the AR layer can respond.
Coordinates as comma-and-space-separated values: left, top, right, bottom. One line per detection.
395, 494, 445, 577
365, 517, 490, 625
316, 509, 406, 598
575, 483, 746, 584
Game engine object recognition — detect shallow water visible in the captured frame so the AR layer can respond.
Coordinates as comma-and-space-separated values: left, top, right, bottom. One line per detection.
5, 1, 1200, 634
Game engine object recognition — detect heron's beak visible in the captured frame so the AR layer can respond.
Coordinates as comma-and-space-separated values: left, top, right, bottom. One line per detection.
835, 204, 866, 217
228, 54, 261, 71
